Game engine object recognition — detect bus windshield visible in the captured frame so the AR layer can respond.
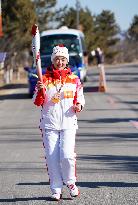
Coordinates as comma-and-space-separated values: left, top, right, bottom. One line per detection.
40, 34, 81, 55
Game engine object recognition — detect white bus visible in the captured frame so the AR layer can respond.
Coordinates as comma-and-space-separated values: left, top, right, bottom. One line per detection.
40, 26, 88, 82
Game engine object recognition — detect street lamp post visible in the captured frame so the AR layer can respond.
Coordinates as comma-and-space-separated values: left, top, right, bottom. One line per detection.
0, 0, 3, 37
76, 0, 80, 29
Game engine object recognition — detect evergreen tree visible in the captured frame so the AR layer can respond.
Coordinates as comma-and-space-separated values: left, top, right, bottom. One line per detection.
33, 0, 56, 31
128, 15, 138, 41
94, 10, 120, 62
1, 0, 37, 52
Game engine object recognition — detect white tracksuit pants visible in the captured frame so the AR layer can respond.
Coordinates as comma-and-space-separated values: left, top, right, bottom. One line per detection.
42, 129, 77, 194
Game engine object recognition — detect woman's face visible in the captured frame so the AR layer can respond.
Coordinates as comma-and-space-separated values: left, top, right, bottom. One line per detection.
53, 56, 68, 70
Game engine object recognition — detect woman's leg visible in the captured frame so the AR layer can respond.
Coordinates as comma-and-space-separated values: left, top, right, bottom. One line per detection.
43, 129, 63, 194
60, 129, 76, 185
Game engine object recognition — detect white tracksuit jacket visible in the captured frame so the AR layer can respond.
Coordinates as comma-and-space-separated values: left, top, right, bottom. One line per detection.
33, 72, 85, 130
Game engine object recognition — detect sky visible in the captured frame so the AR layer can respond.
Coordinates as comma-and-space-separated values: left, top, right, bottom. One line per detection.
55, 0, 138, 31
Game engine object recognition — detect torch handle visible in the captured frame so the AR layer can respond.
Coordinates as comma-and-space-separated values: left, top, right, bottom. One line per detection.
37, 60, 45, 98
32, 24, 45, 98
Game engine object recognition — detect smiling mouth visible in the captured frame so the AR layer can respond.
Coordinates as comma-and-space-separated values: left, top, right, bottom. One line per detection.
57, 64, 63, 67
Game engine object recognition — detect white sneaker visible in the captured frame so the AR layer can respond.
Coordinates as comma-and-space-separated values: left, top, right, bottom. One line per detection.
51, 193, 61, 201
67, 184, 80, 197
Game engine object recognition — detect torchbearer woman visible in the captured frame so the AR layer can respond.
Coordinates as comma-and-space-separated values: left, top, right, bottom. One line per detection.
33, 44, 85, 201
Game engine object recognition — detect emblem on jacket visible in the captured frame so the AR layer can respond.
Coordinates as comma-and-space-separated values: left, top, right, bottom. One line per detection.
51, 92, 61, 103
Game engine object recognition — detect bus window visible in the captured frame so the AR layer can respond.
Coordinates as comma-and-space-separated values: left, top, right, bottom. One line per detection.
40, 34, 80, 55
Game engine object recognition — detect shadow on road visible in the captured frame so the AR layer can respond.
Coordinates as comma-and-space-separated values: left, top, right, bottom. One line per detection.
77, 181, 138, 188
78, 117, 138, 123
77, 154, 138, 173
83, 86, 99, 93
0, 196, 73, 203
0, 93, 30, 100
120, 101, 138, 105
16, 180, 138, 189
76, 132, 138, 141
0, 196, 53, 203
0, 83, 30, 100
0, 83, 28, 90
107, 77, 138, 83
17, 182, 49, 185
105, 71, 138, 76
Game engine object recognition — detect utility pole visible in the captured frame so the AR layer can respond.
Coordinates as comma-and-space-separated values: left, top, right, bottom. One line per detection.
0, 0, 3, 37
76, 0, 80, 29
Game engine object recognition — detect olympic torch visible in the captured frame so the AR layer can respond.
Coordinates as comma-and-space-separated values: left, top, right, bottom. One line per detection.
31, 24, 45, 97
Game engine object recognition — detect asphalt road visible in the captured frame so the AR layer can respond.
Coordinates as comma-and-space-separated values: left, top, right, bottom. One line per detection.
0, 64, 138, 205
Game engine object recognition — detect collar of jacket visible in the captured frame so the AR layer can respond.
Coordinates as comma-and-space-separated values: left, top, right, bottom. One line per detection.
46, 64, 72, 80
